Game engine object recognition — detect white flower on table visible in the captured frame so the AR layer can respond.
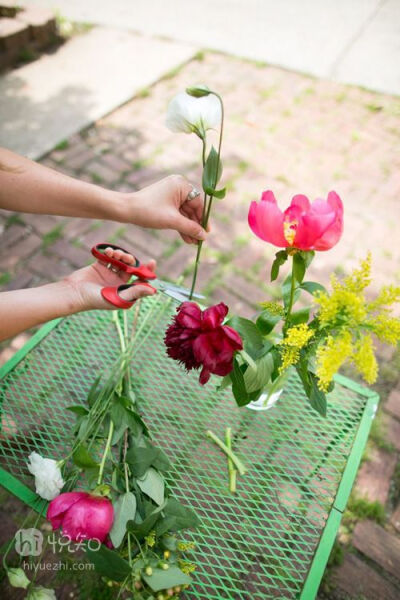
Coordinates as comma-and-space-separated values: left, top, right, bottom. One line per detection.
27, 452, 64, 501
166, 90, 221, 136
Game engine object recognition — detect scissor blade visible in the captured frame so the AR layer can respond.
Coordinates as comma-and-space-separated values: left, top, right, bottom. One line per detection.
154, 279, 204, 300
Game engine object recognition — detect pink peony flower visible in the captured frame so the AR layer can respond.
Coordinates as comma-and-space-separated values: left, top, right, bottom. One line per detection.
248, 190, 343, 251
47, 492, 113, 543
164, 302, 243, 384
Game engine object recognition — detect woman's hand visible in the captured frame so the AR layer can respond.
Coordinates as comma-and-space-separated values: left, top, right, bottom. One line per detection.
124, 175, 208, 244
65, 247, 156, 311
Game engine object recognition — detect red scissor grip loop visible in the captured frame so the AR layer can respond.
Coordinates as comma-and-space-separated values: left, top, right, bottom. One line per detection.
102, 282, 156, 309
91, 243, 156, 279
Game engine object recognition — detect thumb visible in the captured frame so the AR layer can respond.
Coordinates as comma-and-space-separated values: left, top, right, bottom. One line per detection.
174, 214, 207, 241
119, 283, 156, 302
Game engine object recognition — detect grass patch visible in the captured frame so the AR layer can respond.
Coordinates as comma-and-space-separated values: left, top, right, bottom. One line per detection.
136, 87, 150, 98
55, 139, 69, 151
5, 214, 24, 228
41, 224, 64, 249
0, 272, 11, 286
344, 493, 385, 527
194, 50, 205, 61
108, 226, 128, 244
90, 172, 103, 184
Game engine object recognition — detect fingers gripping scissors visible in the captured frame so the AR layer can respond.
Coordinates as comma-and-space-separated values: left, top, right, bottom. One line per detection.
91, 243, 204, 309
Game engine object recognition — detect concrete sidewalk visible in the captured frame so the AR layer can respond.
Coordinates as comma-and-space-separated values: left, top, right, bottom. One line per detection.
18, 0, 400, 96
0, 26, 196, 159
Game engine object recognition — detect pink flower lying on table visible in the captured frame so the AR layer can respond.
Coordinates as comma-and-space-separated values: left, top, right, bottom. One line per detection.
248, 190, 343, 251
165, 302, 243, 384
47, 492, 113, 543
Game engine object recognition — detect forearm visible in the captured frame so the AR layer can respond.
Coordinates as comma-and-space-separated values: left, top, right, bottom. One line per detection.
0, 281, 83, 342
0, 147, 126, 222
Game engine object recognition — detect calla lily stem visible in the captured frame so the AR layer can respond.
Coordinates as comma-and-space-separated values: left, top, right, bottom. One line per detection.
97, 420, 114, 486
206, 429, 246, 476
225, 427, 237, 493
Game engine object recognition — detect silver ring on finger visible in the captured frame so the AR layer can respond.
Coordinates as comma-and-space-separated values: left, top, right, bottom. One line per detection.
186, 187, 201, 202
107, 263, 121, 274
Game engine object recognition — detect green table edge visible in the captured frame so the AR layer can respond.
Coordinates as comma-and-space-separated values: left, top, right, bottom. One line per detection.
299, 382, 379, 599
0, 316, 379, 599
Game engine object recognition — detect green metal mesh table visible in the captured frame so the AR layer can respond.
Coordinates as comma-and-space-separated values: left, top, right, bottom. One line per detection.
0, 295, 379, 599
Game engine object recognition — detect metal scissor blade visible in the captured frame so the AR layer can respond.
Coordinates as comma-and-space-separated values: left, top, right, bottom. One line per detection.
153, 278, 205, 301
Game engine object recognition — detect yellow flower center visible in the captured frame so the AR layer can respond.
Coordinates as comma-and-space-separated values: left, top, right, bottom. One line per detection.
283, 219, 297, 246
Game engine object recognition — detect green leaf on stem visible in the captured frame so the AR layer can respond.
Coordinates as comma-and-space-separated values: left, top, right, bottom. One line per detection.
293, 252, 306, 283
72, 444, 99, 469
137, 468, 165, 506
126, 443, 170, 477
290, 307, 311, 325
271, 250, 288, 281
155, 498, 199, 536
202, 146, 222, 191
282, 275, 301, 308
109, 491, 137, 548
204, 186, 226, 199
186, 85, 210, 97
230, 359, 250, 406
243, 353, 274, 393
128, 502, 166, 540
66, 405, 89, 416
142, 565, 192, 592
299, 250, 315, 268
85, 544, 131, 581
256, 310, 281, 335
300, 281, 327, 296
226, 316, 264, 353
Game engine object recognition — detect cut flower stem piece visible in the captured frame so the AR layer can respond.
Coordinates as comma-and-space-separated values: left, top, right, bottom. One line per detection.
206, 430, 246, 476
225, 427, 237, 493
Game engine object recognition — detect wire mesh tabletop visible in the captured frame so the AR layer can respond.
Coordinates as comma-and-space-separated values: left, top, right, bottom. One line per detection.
0, 295, 379, 599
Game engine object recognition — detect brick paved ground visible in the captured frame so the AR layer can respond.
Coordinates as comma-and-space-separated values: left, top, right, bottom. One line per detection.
1, 52, 400, 598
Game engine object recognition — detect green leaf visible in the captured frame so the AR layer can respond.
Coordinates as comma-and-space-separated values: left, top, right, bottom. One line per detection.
109, 492, 137, 548
290, 307, 311, 325
308, 374, 327, 417
85, 544, 131, 582
271, 250, 288, 281
226, 316, 264, 353
202, 146, 222, 190
256, 310, 281, 335
66, 405, 89, 416
87, 376, 102, 408
293, 253, 306, 283
137, 468, 165, 506
128, 502, 166, 540
243, 353, 274, 393
230, 359, 250, 407
186, 85, 210, 97
204, 186, 226, 199
300, 250, 315, 268
143, 565, 191, 592
300, 281, 327, 296
72, 444, 99, 469
126, 443, 170, 477
155, 498, 199, 536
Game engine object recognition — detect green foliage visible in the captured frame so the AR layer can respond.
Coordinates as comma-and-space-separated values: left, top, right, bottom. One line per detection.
270, 249, 288, 281
344, 493, 385, 525
41, 224, 64, 249
202, 146, 223, 192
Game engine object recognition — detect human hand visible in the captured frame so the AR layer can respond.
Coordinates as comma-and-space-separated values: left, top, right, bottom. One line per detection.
124, 175, 208, 244
65, 246, 156, 311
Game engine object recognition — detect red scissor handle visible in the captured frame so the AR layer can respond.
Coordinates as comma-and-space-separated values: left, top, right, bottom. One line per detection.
91, 243, 156, 280
102, 282, 156, 309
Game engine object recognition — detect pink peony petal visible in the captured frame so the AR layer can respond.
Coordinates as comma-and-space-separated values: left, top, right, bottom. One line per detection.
290, 194, 311, 213
61, 495, 114, 543
313, 192, 343, 250
47, 492, 88, 530
202, 303, 228, 329
193, 333, 219, 370
248, 190, 287, 246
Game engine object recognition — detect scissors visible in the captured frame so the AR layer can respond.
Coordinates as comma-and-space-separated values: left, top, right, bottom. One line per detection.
91, 243, 204, 309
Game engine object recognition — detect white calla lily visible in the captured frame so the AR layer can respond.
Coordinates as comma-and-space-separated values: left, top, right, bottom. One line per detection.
7, 568, 30, 589
28, 452, 64, 501
166, 91, 221, 136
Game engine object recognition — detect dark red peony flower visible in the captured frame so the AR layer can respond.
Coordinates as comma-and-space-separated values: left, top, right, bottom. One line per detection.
164, 302, 243, 384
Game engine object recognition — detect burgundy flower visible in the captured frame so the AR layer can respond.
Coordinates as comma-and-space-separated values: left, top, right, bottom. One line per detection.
164, 302, 243, 384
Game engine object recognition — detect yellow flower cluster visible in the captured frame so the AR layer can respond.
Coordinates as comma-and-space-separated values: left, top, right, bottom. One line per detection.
313, 254, 400, 391
315, 331, 353, 392
259, 301, 284, 316
179, 560, 197, 574
279, 324, 314, 371
144, 530, 156, 547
